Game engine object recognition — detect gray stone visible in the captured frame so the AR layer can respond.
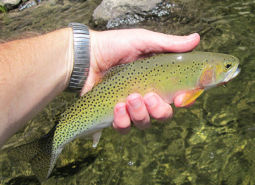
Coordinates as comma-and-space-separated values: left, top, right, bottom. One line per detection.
93, 0, 163, 21
0, 0, 21, 9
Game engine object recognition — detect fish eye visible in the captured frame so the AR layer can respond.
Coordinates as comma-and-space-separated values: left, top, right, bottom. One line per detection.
225, 63, 232, 69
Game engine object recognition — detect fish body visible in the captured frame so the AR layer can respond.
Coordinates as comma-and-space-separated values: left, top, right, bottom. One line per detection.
8, 51, 240, 180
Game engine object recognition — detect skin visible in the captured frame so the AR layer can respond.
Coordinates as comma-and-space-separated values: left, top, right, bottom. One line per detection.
0, 28, 200, 147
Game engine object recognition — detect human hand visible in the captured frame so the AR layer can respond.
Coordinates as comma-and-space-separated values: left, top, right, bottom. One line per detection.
81, 29, 200, 133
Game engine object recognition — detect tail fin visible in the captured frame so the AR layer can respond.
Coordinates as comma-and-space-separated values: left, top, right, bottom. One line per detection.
8, 128, 55, 181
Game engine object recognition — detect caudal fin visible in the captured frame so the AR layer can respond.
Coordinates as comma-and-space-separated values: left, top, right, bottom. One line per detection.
8, 129, 55, 181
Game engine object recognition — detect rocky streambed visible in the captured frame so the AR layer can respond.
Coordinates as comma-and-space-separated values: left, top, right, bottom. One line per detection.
0, 0, 204, 40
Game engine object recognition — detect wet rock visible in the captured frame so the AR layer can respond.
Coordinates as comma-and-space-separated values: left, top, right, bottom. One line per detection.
92, 0, 189, 29
93, 0, 164, 28
0, 0, 21, 10
109, 2, 182, 29
93, 0, 162, 21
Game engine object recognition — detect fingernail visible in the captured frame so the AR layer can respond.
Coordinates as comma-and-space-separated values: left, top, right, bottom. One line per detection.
188, 33, 199, 38
129, 96, 142, 109
146, 94, 158, 108
117, 106, 126, 115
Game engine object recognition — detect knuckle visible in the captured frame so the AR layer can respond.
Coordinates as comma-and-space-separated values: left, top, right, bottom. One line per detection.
115, 122, 130, 129
132, 115, 150, 125
114, 115, 130, 129
153, 113, 164, 120
133, 116, 147, 123
154, 107, 172, 120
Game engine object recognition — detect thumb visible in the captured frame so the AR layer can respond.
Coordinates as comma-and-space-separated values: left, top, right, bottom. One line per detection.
162, 33, 200, 52
132, 30, 200, 53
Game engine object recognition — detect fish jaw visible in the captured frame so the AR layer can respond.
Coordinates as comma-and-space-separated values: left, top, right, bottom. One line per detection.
223, 66, 241, 83
208, 65, 241, 89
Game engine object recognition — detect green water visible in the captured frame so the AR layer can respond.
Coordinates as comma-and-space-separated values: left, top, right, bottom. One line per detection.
1, 0, 255, 184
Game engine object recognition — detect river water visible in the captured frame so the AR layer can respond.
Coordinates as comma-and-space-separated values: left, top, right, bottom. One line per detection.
0, 0, 255, 184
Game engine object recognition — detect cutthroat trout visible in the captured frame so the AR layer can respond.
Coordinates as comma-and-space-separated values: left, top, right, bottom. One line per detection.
8, 51, 240, 180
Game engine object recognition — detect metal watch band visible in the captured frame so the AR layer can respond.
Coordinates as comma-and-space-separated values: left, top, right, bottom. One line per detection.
68, 23, 90, 91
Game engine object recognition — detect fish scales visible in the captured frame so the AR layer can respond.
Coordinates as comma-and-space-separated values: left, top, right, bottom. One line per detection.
7, 51, 240, 181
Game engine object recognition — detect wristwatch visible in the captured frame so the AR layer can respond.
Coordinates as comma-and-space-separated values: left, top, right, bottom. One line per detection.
67, 23, 90, 91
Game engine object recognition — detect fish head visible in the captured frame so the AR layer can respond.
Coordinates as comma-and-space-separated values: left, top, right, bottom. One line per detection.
199, 53, 240, 89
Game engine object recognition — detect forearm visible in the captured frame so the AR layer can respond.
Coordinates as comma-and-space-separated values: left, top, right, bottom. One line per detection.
0, 28, 73, 146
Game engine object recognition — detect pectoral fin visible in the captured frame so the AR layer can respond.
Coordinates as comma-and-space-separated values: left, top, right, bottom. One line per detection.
180, 89, 204, 107
92, 130, 102, 148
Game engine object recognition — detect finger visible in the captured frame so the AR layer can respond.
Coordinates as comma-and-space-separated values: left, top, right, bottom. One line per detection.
174, 93, 196, 108
144, 92, 173, 120
126, 93, 151, 130
158, 33, 200, 52
113, 102, 131, 134
133, 29, 200, 53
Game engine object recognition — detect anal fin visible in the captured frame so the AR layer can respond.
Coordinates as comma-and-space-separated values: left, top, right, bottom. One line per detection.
92, 130, 102, 148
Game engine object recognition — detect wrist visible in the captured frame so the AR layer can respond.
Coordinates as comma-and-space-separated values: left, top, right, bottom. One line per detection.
80, 30, 103, 95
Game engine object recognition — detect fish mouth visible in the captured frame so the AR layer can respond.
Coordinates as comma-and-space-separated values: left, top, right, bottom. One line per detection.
232, 67, 241, 79
223, 65, 241, 83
